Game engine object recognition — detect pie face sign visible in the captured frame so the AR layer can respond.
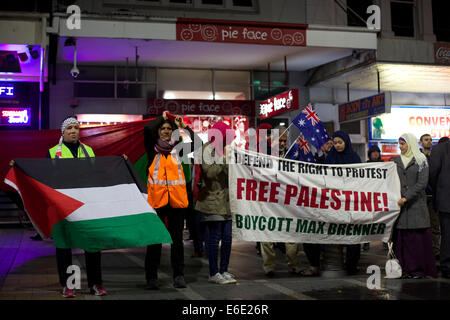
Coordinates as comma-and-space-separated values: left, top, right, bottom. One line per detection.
259, 89, 299, 120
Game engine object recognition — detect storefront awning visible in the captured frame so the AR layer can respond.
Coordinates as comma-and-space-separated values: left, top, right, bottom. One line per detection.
311, 62, 450, 94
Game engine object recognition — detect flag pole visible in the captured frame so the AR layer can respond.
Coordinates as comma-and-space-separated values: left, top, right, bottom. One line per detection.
280, 122, 294, 138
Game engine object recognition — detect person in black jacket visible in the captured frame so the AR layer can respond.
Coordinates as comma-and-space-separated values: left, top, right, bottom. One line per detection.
429, 139, 450, 278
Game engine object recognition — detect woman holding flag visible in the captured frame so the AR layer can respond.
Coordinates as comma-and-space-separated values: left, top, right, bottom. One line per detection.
144, 110, 201, 289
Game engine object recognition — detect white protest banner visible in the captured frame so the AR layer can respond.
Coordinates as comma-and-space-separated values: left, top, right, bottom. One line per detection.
229, 148, 401, 244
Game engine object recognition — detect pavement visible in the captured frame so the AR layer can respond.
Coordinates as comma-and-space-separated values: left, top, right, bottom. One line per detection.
1, 226, 450, 301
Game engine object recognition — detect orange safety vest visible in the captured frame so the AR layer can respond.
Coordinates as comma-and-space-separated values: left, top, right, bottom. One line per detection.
147, 153, 189, 209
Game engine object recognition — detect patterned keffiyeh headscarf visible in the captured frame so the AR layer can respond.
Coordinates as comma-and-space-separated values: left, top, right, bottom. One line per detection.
55, 117, 80, 158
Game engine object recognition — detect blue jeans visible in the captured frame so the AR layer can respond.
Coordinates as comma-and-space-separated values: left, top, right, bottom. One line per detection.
204, 220, 232, 276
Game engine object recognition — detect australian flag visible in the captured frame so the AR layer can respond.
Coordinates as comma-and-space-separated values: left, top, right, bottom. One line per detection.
292, 104, 330, 151
286, 135, 317, 163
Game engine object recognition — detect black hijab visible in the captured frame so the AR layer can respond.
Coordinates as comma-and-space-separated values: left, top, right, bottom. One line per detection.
324, 130, 361, 164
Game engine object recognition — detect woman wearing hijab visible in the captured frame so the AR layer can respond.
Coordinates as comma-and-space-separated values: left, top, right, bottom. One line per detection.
195, 121, 237, 285
144, 111, 201, 289
324, 130, 362, 275
391, 133, 438, 278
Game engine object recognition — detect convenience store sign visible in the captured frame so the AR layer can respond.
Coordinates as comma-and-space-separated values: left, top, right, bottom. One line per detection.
369, 106, 450, 141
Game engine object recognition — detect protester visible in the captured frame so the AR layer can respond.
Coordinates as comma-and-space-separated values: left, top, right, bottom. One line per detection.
315, 139, 332, 163
300, 139, 333, 277
391, 133, 438, 278
438, 137, 449, 144
420, 134, 440, 259
253, 122, 273, 256
429, 138, 450, 278
324, 130, 362, 275
362, 145, 384, 251
47, 116, 106, 298
144, 111, 201, 289
195, 121, 236, 285
260, 126, 302, 277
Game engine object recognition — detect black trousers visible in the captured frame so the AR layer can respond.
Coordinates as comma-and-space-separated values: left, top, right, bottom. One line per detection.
56, 248, 102, 288
145, 205, 185, 280
303, 243, 321, 268
440, 211, 450, 275
345, 244, 361, 272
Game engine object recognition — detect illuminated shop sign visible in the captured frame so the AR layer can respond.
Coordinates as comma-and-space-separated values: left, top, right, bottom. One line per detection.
339, 92, 391, 123
0, 108, 31, 125
369, 106, 450, 141
259, 89, 299, 120
0, 84, 14, 98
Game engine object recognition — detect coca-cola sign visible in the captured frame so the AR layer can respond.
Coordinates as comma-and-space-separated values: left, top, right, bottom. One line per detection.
434, 42, 450, 65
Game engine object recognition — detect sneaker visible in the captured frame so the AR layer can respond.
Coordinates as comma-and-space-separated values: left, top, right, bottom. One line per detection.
62, 286, 75, 298
173, 275, 187, 288
221, 272, 237, 284
208, 272, 229, 284
90, 284, 107, 296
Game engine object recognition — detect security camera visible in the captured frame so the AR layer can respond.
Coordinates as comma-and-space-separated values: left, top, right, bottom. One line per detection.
71, 66, 80, 78
68, 38, 79, 78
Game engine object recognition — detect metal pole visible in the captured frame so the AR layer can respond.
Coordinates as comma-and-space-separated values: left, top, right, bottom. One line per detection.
377, 69, 381, 93
268, 63, 271, 97
347, 82, 350, 102
284, 56, 288, 88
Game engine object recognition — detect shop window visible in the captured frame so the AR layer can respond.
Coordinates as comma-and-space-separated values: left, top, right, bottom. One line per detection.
74, 66, 114, 81
390, 0, 415, 37
215, 70, 251, 100
346, 0, 373, 27
253, 71, 287, 101
201, 0, 223, 5
233, 0, 253, 7
432, 0, 450, 42
74, 83, 115, 98
340, 120, 361, 135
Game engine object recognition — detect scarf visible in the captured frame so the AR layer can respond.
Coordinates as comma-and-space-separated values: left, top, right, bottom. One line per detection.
154, 138, 175, 156
399, 133, 428, 171
324, 130, 361, 164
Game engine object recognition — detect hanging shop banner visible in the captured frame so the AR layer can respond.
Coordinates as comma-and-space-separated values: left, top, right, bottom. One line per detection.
0, 107, 30, 126
229, 148, 401, 244
176, 18, 307, 46
369, 106, 450, 141
434, 42, 450, 65
339, 92, 391, 123
147, 98, 254, 117
259, 89, 299, 120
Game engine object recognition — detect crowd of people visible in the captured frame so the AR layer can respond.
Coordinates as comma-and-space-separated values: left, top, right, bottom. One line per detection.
8, 111, 450, 297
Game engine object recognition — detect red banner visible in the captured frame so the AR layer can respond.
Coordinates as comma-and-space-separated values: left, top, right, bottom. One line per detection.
176, 18, 307, 46
147, 98, 254, 117
259, 89, 299, 120
434, 42, 450, 65
0, 121, 150, 190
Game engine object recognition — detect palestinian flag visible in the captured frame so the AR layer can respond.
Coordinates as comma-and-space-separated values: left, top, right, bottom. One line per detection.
4, 156, 172, 252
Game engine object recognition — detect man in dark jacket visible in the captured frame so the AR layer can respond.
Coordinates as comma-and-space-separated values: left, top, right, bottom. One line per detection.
429, 139, 450, 278
421, 134, 440, 259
